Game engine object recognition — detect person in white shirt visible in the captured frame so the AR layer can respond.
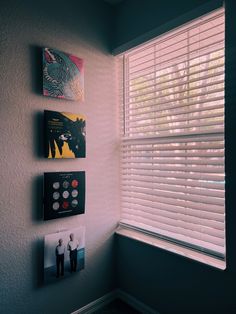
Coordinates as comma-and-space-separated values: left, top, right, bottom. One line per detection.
55, 238, 65, 277
67, 233, 79, 272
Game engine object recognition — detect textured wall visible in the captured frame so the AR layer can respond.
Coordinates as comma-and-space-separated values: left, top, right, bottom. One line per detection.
0, 0, 119, 313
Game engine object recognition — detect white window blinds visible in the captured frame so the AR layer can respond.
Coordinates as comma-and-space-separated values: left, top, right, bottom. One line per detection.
119, 8, 225, 259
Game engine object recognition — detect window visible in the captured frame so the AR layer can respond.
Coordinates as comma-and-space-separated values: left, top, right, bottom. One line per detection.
119, 8, 225, 261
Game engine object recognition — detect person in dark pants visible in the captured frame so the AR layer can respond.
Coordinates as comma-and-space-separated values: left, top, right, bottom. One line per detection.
55, 238, 65, 277
67, 233, 79, 272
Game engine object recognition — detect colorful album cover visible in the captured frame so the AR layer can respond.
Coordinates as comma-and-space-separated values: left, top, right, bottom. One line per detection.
43, 171, 85, 220
44, 226, 85, 284
42, 47, 84, 101
44, 110, 86, 159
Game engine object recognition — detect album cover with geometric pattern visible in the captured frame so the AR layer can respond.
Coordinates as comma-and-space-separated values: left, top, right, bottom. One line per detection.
43, 171, 85, 220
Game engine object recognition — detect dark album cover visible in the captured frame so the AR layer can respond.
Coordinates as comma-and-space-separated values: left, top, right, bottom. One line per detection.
44, 110, 86, 159
43, 171, 85, 220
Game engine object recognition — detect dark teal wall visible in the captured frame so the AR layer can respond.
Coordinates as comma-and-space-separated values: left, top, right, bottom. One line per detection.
113, 0, 222, 53
115, 0, 236, 313
116, 235, 235, 314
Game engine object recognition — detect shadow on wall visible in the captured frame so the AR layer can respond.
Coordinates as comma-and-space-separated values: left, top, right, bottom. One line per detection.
29, 45, 43, 96
31, 238, 44, 288
32, 111, 44, 158
17, 0, 113, 53
31, 174, 44, 221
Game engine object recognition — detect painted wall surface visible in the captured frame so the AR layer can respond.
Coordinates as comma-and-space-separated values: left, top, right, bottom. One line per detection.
1, 0, 236, 313
115, 1, 236, 313
0, 0, 119, 313
113, 0, 221, 52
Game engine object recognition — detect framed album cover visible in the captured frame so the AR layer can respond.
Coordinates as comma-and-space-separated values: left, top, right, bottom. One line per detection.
43, 171, 85, 220
42, 47, 84, 101
44, 110, 86, 159
44, 226, 85, 284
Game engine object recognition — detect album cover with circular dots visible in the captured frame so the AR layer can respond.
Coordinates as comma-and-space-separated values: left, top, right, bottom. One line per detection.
43, 171, 85, 220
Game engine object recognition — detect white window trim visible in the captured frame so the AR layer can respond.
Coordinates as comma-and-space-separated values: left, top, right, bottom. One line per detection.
116, 226, 226, 270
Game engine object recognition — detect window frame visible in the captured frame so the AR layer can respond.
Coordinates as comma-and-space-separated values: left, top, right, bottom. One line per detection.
118, 7, 226, 268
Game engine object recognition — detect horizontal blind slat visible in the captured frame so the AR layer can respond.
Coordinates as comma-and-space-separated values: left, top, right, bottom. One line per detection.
129, 26, 224, 70
122, 163, 224, 174
122, 193, 224, 215
129, 40, 224, 77
122, 149, 224, 158
122, 141, 224, 150
122, 128, 224, 140
122, 188, 224, 206
122, 157, 223, 166
122, 196, 224, 215
127, 86, 224, 106
122, 181, 224, 198
129, 100, 224, 121
127, 120, 223, 135
122, 175, 225, 190
122, 202, 225, 222
121, 215, 225, 246
128, 66, 224, 95
122, 168, 224, 182
124, 96, 224, 119
128, 79, 224, 106
122, 133, 223, 143
129, 68, 224, 96
122, 207, 224, 232
127, 111, 224, 129
128, 50, 224, 87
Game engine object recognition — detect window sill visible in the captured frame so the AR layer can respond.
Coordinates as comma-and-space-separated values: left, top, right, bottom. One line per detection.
115, 226, 226, 270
